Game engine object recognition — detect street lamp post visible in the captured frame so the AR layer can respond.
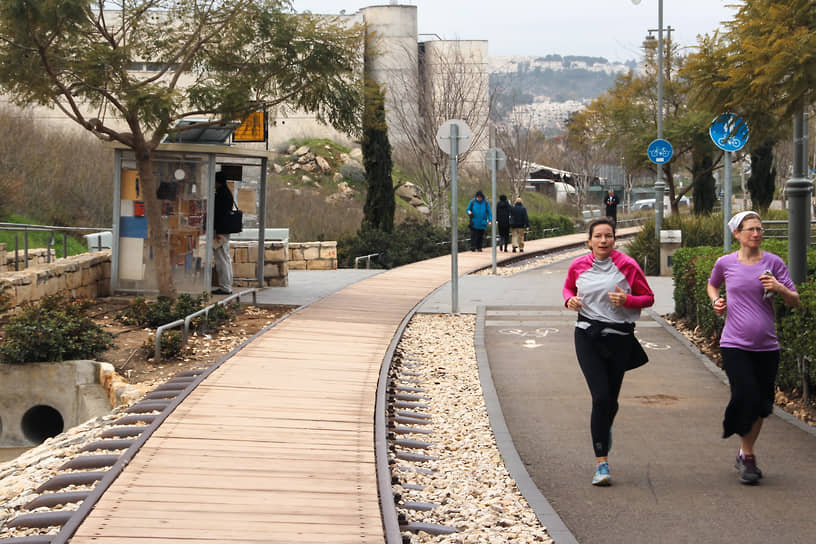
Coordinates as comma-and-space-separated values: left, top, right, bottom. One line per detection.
633, 0, 665, 260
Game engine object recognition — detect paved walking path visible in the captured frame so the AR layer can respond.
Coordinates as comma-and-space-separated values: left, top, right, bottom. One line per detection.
479, 258, 816, 544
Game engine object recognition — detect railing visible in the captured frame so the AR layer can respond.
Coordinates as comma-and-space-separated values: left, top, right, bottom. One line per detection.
154, 288, 258, 362
0, 222, 111, 271
351, 227, 564, 269
761, 220, 816, 245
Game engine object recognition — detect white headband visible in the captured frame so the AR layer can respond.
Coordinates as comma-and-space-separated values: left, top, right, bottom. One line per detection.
728, 211, 760, 233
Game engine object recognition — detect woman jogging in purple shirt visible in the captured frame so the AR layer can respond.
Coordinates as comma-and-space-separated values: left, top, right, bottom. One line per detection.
708, 211, 800, 485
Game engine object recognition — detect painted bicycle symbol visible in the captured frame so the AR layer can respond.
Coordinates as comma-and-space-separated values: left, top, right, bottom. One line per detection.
636, 336, 671, 350
499, 328, 560, 338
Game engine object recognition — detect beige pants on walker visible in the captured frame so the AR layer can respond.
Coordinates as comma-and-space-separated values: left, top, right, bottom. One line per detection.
512, 228, 525, 250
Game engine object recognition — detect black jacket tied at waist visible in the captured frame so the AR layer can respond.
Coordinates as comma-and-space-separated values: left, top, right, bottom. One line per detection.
576, 314, 648, 371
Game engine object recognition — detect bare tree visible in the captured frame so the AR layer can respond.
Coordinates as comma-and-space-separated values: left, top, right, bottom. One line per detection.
495, 106, 544, 200
388, 40, 491, 226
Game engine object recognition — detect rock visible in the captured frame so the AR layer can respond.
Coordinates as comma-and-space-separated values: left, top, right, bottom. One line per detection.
286, 144, 297, 154
349, 148, 363, 162
396, 181, 420, 201
332, 172, 344, 183
294, 145, 310, 156
272, 163, 284, 174
301, 175, 313, 183
297, 152, 315, 164
337, 181, 352, 195
315, 156, 331, 172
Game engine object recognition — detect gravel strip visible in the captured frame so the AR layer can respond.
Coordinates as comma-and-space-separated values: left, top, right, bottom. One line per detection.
394, 313, 553, 543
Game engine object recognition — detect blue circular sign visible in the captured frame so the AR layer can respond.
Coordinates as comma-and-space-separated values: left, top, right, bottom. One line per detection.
647, 139, 673, 164
709, 113, 749, 152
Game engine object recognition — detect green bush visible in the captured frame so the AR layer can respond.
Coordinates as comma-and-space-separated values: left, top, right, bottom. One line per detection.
528, 212, 574, 238
118, 293, 210, 329
777, 280, 816, 398
338, 217, 450, 269
0, 295, 113, 363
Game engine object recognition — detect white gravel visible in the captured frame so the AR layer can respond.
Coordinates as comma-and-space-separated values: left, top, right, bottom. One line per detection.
393, 313, 553, 543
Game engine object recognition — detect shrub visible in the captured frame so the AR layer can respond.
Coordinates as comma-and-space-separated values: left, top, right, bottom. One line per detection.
528, 212, 574, 238
118, 293, 210, 329
339, 163, 366, 185
0, 295, 113, 364
338, 217, 450, 269
777, 280, 816, 401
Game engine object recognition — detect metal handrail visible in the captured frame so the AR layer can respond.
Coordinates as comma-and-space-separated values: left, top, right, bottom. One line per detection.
354, 253, 380, 269
0, 222, 111, 270
154, 288, 258, 361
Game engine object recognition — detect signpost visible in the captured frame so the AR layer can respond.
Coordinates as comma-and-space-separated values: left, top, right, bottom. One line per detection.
485, 148, 506, 274
436, 120, 472, 314
710, 113, 749, 250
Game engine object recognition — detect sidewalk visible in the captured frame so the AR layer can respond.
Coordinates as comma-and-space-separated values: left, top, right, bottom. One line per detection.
479, 257, 816, 544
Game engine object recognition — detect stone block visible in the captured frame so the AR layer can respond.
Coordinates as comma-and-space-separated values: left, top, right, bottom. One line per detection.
288, 260, 307, 270
264, 248, 287, 263
289, 245, 305, 261
319, 243, 337, 259
235, 263, 256, 278
307, 259, 335, 270
302, 243, 321, 261
263, 263, 283, 278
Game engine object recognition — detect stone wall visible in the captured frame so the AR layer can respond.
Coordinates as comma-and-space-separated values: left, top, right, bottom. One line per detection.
288, 241, 337, 270
0, 251, 111, 311
230, 241, 288, 288
0, 243, 57, 273
0, 240, 337, 309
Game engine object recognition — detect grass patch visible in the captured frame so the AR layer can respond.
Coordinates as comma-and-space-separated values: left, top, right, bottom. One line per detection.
0, 214, 90, 257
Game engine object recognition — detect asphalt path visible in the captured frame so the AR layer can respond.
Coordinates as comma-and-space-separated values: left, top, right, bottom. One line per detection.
480, 257, 816, 544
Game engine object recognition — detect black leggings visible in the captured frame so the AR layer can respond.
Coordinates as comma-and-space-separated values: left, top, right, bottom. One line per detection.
470, 228, 485, 250
721, 348, 779, 438
574, 328, 628, 457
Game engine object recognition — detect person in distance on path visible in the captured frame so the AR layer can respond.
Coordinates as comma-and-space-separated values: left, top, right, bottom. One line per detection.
509, 197, 529, 252
563, 218, 654, 486
707, 211, 799, 485
496, 194, 512, 252
466, 190, 492, 252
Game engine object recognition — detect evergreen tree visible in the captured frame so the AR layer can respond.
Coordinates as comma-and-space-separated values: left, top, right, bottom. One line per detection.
747, 140, 777, 212
691, 139, 717, 215
361, 79, 395, 232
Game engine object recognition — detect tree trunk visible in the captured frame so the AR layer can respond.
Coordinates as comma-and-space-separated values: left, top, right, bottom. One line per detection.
135, 150, 176, 297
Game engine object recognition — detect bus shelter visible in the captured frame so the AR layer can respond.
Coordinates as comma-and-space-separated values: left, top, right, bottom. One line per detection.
110, 143, 269, 294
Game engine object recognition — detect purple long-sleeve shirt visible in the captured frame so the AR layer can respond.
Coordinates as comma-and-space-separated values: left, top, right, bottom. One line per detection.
708, 251, 796, 351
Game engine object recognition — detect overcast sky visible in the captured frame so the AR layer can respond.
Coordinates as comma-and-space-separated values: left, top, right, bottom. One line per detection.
290, 1, 739, 63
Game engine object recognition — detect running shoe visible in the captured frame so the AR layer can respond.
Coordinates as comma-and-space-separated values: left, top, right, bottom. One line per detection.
592, 462, 611, 486
735, 454, 761, 485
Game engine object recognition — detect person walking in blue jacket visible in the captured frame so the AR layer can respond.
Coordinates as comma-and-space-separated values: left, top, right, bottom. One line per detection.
466, 190, 492, 252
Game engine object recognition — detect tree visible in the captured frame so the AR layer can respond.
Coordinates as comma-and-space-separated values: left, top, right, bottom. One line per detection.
361, 67, 395, 232
388, 41, 491, 226
494, 104, 544, 200
0, 0, 362, 296
566, 40, 718, 215
747, 140, 777, 211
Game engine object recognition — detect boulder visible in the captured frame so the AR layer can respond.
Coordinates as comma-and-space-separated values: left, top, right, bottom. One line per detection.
294, 145, 310, 156
315, 155, 331, 172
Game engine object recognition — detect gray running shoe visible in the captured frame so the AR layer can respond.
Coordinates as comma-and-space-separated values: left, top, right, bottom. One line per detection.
735, 454, 761, 485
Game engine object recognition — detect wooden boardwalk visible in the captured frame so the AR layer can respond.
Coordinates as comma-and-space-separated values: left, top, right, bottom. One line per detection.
68, 231, 601, 543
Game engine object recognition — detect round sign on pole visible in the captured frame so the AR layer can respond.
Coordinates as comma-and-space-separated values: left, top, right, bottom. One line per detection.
436, 119, 472, 156
647, 138, 673, 164
485, 148, 506, 171
709, 113, 749, 152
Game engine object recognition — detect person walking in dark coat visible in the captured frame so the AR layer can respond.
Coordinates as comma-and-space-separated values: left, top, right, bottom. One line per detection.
509, 197, 529, 252
496, 195, 512, 252
604, 190, 619, 223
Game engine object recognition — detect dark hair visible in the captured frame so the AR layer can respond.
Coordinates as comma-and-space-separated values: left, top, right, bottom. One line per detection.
215, 171, 226, 184
475, 190, 484, 198
499, 194, 507, 201
587, 217, 616, 238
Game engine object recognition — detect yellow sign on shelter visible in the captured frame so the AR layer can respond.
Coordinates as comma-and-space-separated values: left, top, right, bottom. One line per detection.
233, 111, 266, 142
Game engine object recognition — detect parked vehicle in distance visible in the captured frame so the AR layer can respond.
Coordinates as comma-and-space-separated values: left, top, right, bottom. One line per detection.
630, 196, 690, 213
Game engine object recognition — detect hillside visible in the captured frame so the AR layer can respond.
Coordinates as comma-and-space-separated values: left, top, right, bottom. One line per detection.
489, 54, 638, 133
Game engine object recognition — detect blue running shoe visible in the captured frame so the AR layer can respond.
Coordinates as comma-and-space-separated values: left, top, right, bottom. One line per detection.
592, 462, 611, 486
